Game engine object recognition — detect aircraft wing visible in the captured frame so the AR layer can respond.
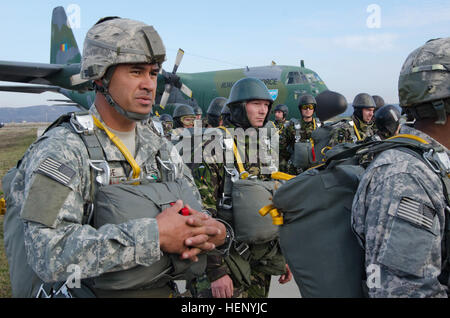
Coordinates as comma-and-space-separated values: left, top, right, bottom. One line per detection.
0, 84, 62, 94
0, 60, 63, 84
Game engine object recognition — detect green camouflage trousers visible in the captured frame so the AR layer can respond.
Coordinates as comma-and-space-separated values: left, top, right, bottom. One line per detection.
190, 270, 271, 298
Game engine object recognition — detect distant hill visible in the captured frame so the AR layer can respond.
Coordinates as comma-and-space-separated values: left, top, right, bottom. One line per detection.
0, 105, 80, 123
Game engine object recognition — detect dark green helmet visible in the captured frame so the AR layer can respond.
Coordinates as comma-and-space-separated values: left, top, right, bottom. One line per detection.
227, 77, 273, 105
226, 77, 273, 128
207, 97, 227, 117
173, 104, 195, 118
193, 106, 203, 116
273, 104, 289, 117
352, 93, 376, 109
221, 104, 231, 115
159, 113, 173, 123
375, 105, 401, 138
372, 95, 385, 112
398, 37, 450, 124
298, 94, 317, 107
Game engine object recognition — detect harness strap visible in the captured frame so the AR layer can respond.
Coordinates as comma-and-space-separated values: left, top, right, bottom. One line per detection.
92, 115, 141, 183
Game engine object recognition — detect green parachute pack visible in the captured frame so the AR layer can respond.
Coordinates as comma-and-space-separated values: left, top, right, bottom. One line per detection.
261, 134, 450, 298
3, 112, 205, 297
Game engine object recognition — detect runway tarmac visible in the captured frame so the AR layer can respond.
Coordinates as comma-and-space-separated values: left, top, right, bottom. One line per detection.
268, 275, 301, 298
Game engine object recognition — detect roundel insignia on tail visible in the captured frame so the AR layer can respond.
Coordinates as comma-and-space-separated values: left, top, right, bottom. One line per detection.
268, 89, 279, 101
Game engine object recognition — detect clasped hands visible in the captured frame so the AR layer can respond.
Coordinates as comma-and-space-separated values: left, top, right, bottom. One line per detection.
156, 200, 226, 262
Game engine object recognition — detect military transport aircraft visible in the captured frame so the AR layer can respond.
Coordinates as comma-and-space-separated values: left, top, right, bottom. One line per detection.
0, 6, 328, 120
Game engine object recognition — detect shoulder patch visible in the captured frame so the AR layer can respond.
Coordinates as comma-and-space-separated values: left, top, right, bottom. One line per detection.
396, 197, 436, 232
36, 157, 76, 187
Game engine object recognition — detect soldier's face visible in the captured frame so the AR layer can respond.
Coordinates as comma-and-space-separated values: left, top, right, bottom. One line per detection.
274, 110, 284, 121
245, 100, 270, 127
362, 108, 375, 123
301, 107, 314, 120
108, 63, 159, 115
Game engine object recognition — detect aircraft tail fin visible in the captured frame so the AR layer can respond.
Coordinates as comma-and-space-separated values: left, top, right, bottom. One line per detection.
50, 6, 81, 64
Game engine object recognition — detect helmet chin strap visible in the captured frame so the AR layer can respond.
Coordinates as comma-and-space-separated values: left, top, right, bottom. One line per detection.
95, 67, 151, 122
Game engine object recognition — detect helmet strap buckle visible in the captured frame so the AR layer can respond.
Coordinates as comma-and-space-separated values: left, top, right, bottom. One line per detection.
431, 100, 447, 125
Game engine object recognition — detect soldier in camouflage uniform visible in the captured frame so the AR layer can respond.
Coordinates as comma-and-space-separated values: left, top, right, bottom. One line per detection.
159, 113, 173, 138
7, 17, 227, 297
192, 77, 292, 298
272, 104, 289, 132
327, 93, 377, 147
279, 94, 320, 174
206, 97, 227, 128
352, 37, 450, 297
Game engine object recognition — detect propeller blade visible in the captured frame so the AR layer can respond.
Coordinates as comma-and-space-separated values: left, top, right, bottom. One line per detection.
180, 83, 193, 98
173, 48, 184, 74
159, 87, 171, 109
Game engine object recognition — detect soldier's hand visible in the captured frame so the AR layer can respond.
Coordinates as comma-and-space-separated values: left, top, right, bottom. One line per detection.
211, 274, 234, 298
278, 264, 293, 284
183, 204, 226, 248
156, 200, 219, 261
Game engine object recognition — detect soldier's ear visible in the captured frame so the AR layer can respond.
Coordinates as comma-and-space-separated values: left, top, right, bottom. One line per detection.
94, 79, 103, 87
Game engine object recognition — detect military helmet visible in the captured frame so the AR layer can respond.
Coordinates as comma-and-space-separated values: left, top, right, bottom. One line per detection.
398, 37, 450, 124
80, 17, 166, 122
221, 104, 231, 115
173, 104, 195, 118
207, 97, 227, 117
226, 77, 273, 128
227, 77, 273, 105
372, 95, 385, 112
352, 93, 376, 109
159, 113, 173, 123
193, 106, 203, 116
375, 105, 401, 138
80, 17, 166, 80
273, 104, 289, 117
298, 94, 317, 107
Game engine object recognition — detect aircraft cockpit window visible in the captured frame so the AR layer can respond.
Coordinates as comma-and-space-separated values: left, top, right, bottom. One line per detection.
287, 72, 307, 85
305, 73, 322, 83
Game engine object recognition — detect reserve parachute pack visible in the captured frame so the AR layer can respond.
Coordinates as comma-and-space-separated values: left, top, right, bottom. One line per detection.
288, 118, 321, 171
3, 111, 206, 297
261, 134, 450, 298
217, 126, 279, 244
216, 126, 286, 286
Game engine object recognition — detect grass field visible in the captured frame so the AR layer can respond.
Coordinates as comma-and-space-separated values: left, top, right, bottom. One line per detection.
0, 124, 43, 298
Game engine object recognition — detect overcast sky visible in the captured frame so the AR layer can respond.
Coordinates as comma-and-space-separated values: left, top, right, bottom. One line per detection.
0, 0, 449, 107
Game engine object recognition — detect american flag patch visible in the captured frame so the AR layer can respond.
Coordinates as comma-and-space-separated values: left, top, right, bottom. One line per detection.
397, 197, 435, 231
37, 157, 76, 186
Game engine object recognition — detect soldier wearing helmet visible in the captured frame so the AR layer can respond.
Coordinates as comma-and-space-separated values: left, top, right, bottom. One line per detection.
159, 113, 173, 137
11, 17, 227, 298
272, 104, 289, 131
327, 93, 377, 146
352, 38, 450, 297
172, 104, 196, 129
372, 95, 385, 113
206, 97, 227, 128
279, 94, 321, 174
191, 77, 292, 298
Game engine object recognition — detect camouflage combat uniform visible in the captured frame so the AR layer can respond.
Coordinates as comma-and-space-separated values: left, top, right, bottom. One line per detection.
192, 124, 286, 298
327, 115, 375, 147
274, 119, 286, 133
279, 118, 318, 174
14, 105, 199, 291
352, 125, 449, 297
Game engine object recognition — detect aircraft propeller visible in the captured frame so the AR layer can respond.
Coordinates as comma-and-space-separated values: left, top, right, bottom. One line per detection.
159, 48, 193, 109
